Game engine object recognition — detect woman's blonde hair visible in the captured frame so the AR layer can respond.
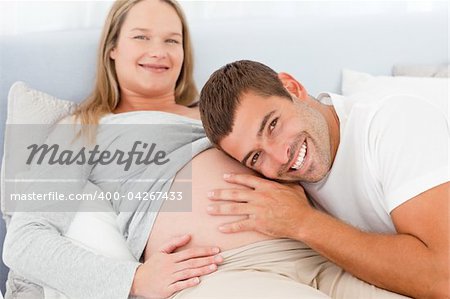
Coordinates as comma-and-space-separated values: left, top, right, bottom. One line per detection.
74, 0, 197, 136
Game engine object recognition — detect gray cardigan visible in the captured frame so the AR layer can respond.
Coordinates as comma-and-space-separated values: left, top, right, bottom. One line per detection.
3, 112, 211, 298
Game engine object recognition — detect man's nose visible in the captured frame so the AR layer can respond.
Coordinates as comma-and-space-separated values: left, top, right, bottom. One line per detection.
266, 143, 290, 165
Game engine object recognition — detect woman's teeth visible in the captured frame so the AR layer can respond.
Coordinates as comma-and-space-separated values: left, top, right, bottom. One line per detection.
291, 142, 307, 170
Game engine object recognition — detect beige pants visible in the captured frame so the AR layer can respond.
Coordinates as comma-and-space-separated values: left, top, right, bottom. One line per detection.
172, 239, 410, 299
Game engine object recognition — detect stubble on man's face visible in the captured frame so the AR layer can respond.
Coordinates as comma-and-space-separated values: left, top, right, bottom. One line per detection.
220, 94, 333, 184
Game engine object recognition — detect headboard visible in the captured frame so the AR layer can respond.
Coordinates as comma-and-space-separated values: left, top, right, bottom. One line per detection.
0, 0, 447, 292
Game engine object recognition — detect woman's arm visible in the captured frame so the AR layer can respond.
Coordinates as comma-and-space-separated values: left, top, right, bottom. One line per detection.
3, 122, 141, 298
3, 211, 141, 299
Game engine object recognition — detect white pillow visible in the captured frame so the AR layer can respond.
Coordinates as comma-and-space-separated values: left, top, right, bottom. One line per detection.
4, 81, 77, 173
2, 82, 77, 219
392, 64, 449, 78
6, 81, 76, 125
341, 69, 449, 119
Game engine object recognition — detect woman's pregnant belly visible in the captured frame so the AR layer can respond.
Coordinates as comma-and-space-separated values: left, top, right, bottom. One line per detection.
145, 148, 274, 259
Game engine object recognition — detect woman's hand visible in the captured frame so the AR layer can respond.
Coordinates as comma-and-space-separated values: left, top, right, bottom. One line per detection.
131, 234, 223, 299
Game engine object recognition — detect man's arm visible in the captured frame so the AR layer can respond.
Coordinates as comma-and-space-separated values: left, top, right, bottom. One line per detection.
207, 175, 449, 299
300, 182, 449, 299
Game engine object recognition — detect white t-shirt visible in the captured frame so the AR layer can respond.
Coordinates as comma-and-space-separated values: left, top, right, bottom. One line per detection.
302, 92, 449, 233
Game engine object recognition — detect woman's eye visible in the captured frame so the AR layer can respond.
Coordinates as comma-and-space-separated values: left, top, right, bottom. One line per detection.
251, 152, 260, 166
166, 39, 180, 44
134, 35, 149, 40
269, 118, 278, 132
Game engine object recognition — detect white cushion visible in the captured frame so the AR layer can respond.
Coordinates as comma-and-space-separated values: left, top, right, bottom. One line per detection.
392, 64, 449, 78
341, 69, 449, 120
2, 82, 77, 220
3, 82, 77, 179
7, 81, 76, 125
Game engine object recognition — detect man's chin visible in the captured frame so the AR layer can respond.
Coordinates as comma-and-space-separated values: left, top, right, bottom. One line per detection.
264, 170, 326, 184
303, 171, 330, 184
272, 176, 302, 184
278, 172, 327, 184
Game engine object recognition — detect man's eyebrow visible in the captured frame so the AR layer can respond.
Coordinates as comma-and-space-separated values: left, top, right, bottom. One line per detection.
258, 110, 275, 137
130, 28, 182, 36
240, 110, 276, 166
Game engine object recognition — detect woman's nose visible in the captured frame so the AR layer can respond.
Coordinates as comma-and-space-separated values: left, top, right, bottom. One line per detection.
146, 41, 167, 59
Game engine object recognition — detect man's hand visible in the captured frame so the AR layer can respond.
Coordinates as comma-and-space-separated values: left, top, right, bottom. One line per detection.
131, 234, 223, 299
206, 173, 313, 239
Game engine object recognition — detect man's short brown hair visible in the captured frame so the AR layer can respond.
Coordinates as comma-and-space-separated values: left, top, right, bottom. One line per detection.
199, 60, 292, 148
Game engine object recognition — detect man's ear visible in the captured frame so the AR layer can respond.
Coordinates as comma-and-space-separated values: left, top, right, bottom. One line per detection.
278, 72, 308, 100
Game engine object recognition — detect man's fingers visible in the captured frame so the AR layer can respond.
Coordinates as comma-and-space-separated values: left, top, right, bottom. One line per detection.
207, 203, 252, 216
218, 219, 254, 233
160, 234, 192, 254
208, 189, 253, 202
222, 173, 268, 189
173, 246, 220, 263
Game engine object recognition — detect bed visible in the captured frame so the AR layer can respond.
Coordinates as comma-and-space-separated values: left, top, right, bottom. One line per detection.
0, 1, 447, 293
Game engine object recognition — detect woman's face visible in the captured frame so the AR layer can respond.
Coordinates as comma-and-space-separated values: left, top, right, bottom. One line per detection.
110, 0, 184, 99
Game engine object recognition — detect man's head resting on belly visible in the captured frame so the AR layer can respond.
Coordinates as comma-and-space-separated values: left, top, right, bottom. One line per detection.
199, 60, 340, 184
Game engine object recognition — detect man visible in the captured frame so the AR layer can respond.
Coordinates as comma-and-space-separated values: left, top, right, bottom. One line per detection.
199, 60, 449, 298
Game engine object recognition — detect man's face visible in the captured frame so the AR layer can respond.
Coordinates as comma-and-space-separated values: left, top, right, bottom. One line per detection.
219, 91, 333, 183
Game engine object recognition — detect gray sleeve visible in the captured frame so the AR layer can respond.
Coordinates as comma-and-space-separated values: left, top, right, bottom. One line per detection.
3, 123, 141, 298
3, 211, 141, 299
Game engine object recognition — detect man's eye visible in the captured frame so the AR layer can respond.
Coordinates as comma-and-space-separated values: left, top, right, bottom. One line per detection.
251, 152, 260, 166
134, 35, 149, 40
269, 118, 278, 132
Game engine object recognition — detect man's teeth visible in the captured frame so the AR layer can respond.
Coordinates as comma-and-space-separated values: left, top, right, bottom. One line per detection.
291, 142, 307, 170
